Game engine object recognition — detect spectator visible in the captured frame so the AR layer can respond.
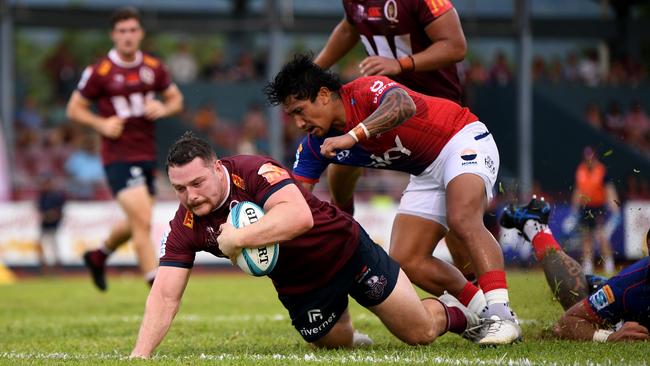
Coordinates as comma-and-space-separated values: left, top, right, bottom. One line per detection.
36, 174, 66, 274
466, 58, 489, 86
578, 49, 600, 87
229, 51, 257, 81
584, 102, 604, 130
547, 57, 563, 84
488, 51, 513, 86
190, 103, 219, 133
167, 41, 198, 83
624, 101, 650, 147
64, 134, 105, 200
42, 41, 78, 97
603, 101, 626, 140
200, 49, 228, 81
531, 55, 547, 82
563, 52, 580, 83
16, 96, 44, 131
238, 103, 268, 155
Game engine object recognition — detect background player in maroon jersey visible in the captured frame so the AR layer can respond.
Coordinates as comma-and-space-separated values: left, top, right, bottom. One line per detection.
66, 7, 184, 290
313, 0, 467, 217
266, 55, 521, 345
129, 132, 485, 358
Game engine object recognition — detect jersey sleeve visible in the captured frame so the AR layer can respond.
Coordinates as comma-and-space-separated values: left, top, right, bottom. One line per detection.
585, 283, 623, 326
77, 65, 103, 100
417, 0, 455, 27
352, 76, 401, 111
239, 156, 295, 207
292, 135, 330, 184
159, 206, 198, 268
155, 62, 173, 92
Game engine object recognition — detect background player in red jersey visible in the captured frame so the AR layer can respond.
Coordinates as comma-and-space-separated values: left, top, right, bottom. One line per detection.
313, 0, 467, 217
266, 55, 521, 345
66, 7, 184, 290
129, 132, 485, 358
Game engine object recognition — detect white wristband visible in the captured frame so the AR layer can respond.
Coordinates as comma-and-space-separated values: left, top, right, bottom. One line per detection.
592, 329, 613, 342
347, 129, 359, 142
358, 123, 370, 139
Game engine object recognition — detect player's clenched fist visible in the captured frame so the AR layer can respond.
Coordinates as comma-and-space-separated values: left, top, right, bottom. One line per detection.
144, 98, 169, 120
320, 134, 357, 159
100, 115, 125, 139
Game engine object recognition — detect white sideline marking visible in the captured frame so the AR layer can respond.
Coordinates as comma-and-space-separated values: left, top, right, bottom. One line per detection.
1, 352, 645, 366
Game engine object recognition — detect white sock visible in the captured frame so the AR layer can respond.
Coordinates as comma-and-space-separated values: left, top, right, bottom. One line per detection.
582, 260, 594, 275
523, 220, 551, 241
484, 288, 510, 306
467, 289, 487, 315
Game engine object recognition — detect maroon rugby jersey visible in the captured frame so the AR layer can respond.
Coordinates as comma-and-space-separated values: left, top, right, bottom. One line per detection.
77, 49, 172, 165
343, 0, 463, 104
341, 76, 476, 174
159, 155, 360, 295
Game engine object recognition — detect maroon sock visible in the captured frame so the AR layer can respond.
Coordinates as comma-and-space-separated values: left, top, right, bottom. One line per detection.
437, 300, 467, 335
91, 250, 108, 265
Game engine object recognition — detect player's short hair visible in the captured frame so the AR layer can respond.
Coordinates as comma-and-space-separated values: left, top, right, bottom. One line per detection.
264, 53, 342, 106
166, 131, 216, 172
110, 7, 142, 29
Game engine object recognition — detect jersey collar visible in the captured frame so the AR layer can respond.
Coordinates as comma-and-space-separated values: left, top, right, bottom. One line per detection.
108, 49, 143, 68
213, 164, 231, 211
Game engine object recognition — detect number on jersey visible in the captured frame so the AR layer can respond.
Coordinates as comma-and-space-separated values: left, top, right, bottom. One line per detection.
111, 91, 154, 119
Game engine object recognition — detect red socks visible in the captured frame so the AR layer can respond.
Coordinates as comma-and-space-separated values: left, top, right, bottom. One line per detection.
531, 231, 562, 261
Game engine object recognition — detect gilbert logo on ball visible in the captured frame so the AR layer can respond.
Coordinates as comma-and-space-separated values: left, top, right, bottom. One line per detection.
227, 201, 279, 276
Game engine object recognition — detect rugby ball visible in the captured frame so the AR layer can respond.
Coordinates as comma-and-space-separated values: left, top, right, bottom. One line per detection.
227, 201, 279, 276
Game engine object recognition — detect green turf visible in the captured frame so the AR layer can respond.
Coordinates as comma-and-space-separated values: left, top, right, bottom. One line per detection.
0, 270, 647, 365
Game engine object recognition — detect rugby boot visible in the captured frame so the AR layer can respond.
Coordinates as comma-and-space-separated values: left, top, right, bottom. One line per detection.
83, 249, 108, 291
500, 195, 551, 240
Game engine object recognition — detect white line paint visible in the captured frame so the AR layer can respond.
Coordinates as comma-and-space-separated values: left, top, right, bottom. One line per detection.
1, 352, 646, 366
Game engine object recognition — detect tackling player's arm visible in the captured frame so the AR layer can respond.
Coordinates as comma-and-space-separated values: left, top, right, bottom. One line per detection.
131, 266, 191, 358
66, 91, 125, 140
320, 88, 416, 158
217, 183, 314, 258
359, 8, 466, 76
554, 299, 649, 342
144, 83, 184, 121
314, 18, 360, 69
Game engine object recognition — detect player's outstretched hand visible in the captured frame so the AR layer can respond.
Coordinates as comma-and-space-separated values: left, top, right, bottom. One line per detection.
144, 99, 169, 120
320, 134, 357, 159
608, 322, 649, 342
101, 116, 125, 139
359, 56, 402, 76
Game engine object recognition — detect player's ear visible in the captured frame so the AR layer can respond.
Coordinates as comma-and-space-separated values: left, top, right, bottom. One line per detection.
317, 87, 331, 104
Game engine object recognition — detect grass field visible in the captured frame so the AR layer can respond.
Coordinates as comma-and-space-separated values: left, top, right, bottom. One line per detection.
0, 270, 647, 366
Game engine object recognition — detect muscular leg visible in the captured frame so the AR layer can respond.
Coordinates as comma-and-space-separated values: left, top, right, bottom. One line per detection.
116, 185, 157, 276
103, 219, 132, 252
446, 231, 475, 279
446, 174, 503, 275
369, 269, 444, 345
389, 214, 468, 297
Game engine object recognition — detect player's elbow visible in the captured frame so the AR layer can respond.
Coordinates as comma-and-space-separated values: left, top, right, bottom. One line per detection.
448, 39, 467, 64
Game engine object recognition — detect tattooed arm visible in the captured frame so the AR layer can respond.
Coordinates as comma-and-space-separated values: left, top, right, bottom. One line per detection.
539, 250, 589, 310
320, 88, 416, 158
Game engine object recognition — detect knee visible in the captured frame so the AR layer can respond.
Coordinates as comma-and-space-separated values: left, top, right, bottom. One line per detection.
401, 326, 436, 346
390, 250, 420, 274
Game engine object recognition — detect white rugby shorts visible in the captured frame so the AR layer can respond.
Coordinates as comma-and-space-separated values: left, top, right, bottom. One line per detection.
397, 121, 500, 228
